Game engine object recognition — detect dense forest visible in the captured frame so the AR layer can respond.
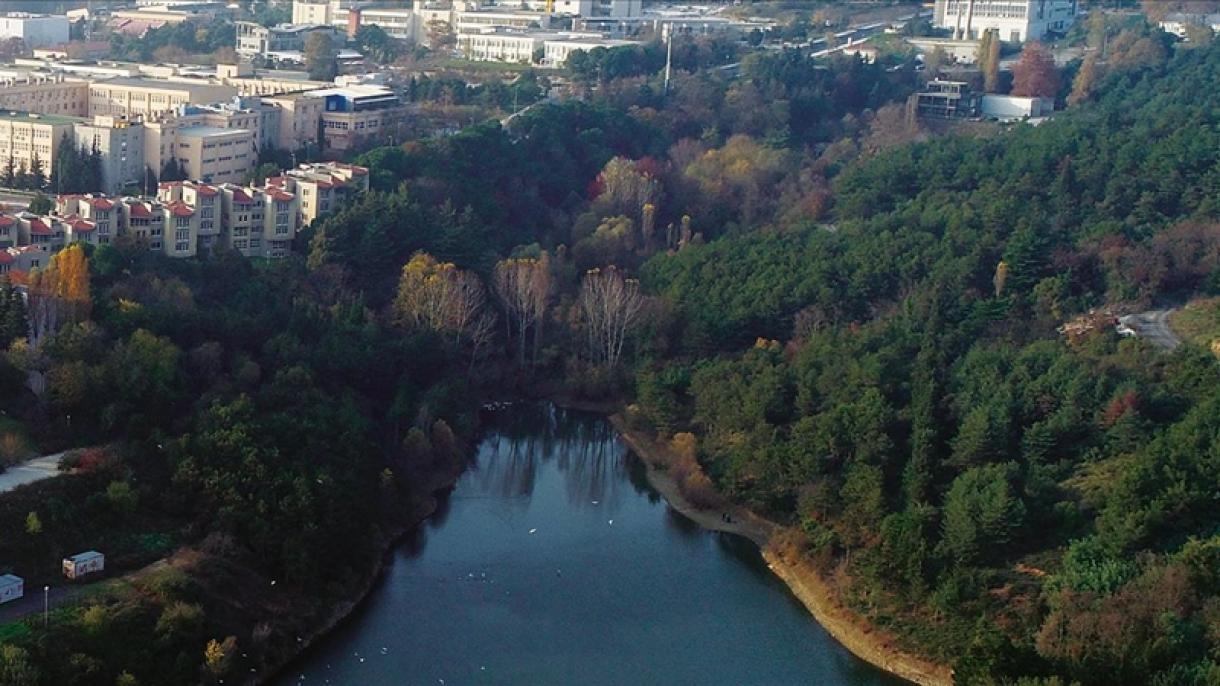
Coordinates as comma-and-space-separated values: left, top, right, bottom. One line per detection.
2, 13, 1219, 685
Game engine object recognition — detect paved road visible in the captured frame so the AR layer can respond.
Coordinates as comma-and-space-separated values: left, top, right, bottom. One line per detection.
0, 584, 82, 625
1118, 310, 1181, 350
0, 452, 66, 494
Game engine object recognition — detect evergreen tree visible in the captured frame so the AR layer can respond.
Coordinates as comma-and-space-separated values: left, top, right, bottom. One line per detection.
29, 152, 45, 191
13, 161, 30, 191
52, 132, 78, 193
0, 277, 29, 346
2, 154, 14, 188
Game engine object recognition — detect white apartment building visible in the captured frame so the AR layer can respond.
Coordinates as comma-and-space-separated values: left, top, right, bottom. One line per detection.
933, 0, 1078, 42
0, 13, 70, 49
174, 126, 254, 185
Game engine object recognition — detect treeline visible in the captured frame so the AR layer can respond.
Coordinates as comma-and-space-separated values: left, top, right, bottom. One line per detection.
0, 236, 472, 682
632, 27, 1220, 686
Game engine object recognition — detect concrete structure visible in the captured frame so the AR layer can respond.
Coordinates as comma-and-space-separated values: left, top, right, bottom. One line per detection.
460, 27, 548, 63
57, 194, 118, 246
218, 183, 299, 258
308, 84, 408, 153
0, 574, 23, 604
157, 180, 220, 252
542, 34, 638, 66
267, 161, 368, 226
933, 0, 1077, 42
0, 13, 69, 49
910, 80, 980, 119
1159, 13, 1220, 39
63, 551, 105, 580
74, 116, 146, 194
0, 111, 83, 189
907, 37, 982, 64
980, 93, 1054, 120
235, 21, 340, 57
353, 6, 417, 40
0, 75, 89, 117
88, 78, 239, 121
174, 125, 255, 185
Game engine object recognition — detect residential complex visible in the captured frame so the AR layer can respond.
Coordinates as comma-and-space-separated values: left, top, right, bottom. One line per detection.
0, 159, 367, 278
267, 161, 370, 226
933, 0, 1078, 42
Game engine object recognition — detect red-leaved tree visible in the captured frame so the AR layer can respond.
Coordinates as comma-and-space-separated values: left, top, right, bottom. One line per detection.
1011, 42, 1061, 98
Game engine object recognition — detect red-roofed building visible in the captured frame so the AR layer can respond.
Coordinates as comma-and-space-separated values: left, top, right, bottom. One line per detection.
279, 161, 370, 227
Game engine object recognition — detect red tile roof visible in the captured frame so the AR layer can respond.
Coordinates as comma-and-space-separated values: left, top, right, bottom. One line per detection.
0, 251, 12, 265
127, 202, 152, 218
268, 191, 294, 202
87, 197, 114, 210
194, 185, 218, 197
229, 189, 253, 203
28, 219, 50, 235
70, 219, 96, 232
168, 202, 194, 218
0, 215, 14, 228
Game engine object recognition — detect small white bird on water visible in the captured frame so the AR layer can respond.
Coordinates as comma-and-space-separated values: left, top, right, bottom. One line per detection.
528, 528, 537, 534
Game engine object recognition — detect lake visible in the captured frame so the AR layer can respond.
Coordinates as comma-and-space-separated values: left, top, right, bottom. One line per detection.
277, 404, 903, 686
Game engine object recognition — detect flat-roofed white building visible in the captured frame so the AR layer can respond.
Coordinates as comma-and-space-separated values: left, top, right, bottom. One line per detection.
933, 0, 1078, 42
0, 13, 69, 49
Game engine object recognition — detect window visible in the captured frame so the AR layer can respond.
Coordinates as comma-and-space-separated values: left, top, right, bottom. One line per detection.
234, 239, 248, 249
175, 241, 189, 252
250, 238, 261, 248
175, 229, 190, 240
176, 217, 190, 228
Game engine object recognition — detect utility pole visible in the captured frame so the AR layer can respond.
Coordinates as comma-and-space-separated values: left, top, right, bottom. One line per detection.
43, 585, 49, 628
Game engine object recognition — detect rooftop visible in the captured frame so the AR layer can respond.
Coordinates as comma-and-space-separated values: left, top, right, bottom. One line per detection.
0, 110, 86, 126
176, 125, 251, 137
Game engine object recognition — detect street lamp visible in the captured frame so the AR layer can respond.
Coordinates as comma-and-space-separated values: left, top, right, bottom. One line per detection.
43, 585, 48, 628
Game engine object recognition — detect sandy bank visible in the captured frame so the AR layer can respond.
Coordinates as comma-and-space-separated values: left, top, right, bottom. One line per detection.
610, 414, 954, 686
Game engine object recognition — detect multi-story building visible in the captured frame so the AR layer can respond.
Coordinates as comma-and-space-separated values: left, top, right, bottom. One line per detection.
56, 194, 117, 246
0, 111, 82, 188
308, 85, 409, 153
933, 0, 1078, 42
235, 21, 340, 58
0, 13, 70, 49
218, 183, 300, 258
0, 75, 89, 117
174, 126, 255, 185
73, 116, 146, 194
156, 180, 222, 252
88, 78, 239, 122
266, 161, 369, 226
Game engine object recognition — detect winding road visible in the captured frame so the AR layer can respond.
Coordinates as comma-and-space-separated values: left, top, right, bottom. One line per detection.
0, 452, 66, 494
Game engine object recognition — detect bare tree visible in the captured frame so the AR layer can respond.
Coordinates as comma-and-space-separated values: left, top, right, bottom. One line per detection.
394, 252, 496, 368
579, 266, 645, 370
493, 255, 551, 366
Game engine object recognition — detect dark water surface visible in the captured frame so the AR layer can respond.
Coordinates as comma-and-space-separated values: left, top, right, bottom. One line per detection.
278, 404, 903, 686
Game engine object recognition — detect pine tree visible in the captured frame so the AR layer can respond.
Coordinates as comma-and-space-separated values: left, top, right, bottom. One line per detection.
2, 154, 14, 188
29, 152, 45, 191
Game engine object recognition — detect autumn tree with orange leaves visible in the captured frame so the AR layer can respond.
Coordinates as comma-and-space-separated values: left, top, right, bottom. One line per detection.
1011, 42, 1061, 98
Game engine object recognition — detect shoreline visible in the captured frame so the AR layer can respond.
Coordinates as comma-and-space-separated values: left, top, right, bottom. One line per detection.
608, 413, 954, 686
255, 459, 465, 685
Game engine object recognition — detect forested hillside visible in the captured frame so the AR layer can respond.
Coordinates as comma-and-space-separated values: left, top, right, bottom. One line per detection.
636, 33, 1220, 686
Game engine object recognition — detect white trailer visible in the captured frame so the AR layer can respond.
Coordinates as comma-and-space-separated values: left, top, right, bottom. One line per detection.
0, 574, 23, 603
63, 551, 104, 580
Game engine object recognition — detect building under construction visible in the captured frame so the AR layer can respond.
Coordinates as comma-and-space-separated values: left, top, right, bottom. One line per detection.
909, 80, 981, 120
